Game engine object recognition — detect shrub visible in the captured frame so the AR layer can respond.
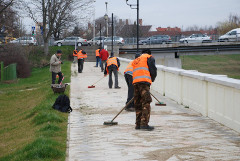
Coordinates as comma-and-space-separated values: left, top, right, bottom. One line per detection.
0, 44, 31, 78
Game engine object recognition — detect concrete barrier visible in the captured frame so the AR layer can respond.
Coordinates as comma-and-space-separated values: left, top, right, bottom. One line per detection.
118, 57, 240, 133
82, 46, 119, 62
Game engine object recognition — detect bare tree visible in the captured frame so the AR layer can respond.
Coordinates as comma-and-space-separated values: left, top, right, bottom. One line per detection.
21, 0, 92, 55
0, 0, 22, 40
52, 0, 92, 40
217, 13, 240, 34
0, 0, 13, 14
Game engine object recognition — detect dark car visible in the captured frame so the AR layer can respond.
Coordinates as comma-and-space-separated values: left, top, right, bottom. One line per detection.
139, 35, 172, 45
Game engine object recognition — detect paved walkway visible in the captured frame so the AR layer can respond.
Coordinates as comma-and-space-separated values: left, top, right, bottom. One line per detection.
67, 62, 240, 161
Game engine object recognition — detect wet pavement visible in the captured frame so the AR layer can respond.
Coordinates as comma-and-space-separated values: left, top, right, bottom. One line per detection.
67, 62, 240, 161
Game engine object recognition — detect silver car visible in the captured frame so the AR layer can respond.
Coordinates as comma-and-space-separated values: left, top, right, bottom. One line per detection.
104, 36, 125, 45
9, 37, 37, 46
179, 34, 212, 43
54, 37, 88, 46
87, 36, 105, 46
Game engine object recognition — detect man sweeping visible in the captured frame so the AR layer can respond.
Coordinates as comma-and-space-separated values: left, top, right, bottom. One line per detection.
124, 54, 141, 112
104, 52, 121, 89
132, 49, 157, 131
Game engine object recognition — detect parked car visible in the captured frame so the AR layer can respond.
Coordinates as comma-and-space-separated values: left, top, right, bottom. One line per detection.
87, 36, 105, 46
54, 37, 87, 47
104, 36, 125, 45
9, 36, 37, 45
218, 28, 240, 42
179, 34, 212, 43
139, 35, 171, 45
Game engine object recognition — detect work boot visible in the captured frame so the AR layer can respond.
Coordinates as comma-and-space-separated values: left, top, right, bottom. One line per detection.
135, 125, 140, 130
140, 125, 154, 131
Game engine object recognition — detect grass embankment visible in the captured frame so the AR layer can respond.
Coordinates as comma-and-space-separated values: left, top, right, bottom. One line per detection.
181, 54, 240, 79
0, 58, 71, 160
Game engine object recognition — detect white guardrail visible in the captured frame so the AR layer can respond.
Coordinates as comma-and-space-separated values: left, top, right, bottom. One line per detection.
118, 57, 240, 133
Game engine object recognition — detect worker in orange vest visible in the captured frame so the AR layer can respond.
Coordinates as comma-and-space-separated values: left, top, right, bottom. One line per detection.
77, 48, 87, 73
132, 49, 157, 131
95, 47, 101, 67
124, 54, 141, 112
73, 49, 78, 63
104, 52, 121, 89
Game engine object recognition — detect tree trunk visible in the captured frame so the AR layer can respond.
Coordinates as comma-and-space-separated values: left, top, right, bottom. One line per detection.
44, 41, 49, 55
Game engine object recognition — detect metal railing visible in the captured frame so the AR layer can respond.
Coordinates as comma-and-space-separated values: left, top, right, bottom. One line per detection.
0, 62, 17, 81
123, 35, 235, 45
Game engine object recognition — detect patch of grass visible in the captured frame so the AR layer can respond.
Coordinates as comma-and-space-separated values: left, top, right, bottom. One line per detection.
0, 138, 64, 161
23, 138, 64, 160
33, 111, 64, 125
0, 60, 71, 161
181, 54, 240, 79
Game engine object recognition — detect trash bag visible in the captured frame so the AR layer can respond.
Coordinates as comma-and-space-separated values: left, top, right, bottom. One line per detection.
52, 95, 72, 113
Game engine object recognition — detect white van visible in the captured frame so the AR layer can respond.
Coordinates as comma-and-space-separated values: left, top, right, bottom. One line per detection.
218, 28, 240, 42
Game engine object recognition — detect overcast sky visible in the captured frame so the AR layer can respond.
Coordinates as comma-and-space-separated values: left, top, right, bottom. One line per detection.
23, 0, 240, 32
93, 0, 240, 31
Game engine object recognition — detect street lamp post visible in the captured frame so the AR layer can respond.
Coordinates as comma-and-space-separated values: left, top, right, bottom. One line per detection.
99, 23, 102, 48
105, 2, 109, 37
111, 13, 114, 53
126, 0, 139, 54
93, 0, 96, 45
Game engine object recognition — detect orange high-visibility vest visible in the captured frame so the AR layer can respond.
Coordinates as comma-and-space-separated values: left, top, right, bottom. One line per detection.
132, 54, 152, 84
73, 50, 78, 57
106, 57, 118, 73
96, 49, 100, 57
77, 50, 87, 59
124, 61, 133, 75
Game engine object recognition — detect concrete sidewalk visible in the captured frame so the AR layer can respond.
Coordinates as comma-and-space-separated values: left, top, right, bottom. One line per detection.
67, 62, 240, 161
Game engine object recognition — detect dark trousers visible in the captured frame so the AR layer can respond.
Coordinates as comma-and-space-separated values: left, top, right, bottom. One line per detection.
134, 83, 152, 126
78, 59, 84, 73
96, 56, 101, 67
125, 74, 134, 109
101, 60, 107, 72
52, 72, 63, 84
108, 67, 118, 88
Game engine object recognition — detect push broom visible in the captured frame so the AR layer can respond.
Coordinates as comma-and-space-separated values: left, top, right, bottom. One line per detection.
103, 97, 134, 126
150, 92, 166, 106
88, 76, 105, 88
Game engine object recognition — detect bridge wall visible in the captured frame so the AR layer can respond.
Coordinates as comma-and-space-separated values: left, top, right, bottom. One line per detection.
118, 57, 240, 133
81, 45, 119, 62
120, 53, 182, 68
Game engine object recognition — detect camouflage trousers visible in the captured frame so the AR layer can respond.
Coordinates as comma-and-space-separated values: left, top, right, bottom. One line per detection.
133, 83, 152, 126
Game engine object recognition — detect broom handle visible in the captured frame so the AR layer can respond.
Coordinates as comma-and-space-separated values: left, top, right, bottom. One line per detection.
92, 76, 105, 86
150, 92, 161, 103
111, 97, 134, 122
